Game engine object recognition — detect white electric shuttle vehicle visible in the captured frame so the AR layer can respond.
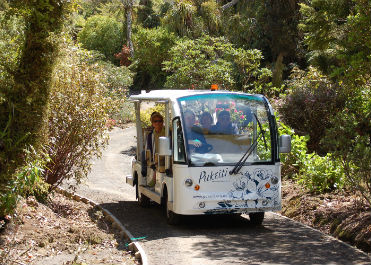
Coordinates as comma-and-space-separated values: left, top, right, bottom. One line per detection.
126, 89, 291, 224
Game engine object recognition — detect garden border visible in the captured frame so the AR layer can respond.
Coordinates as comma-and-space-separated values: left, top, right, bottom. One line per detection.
55, 187, 148, 265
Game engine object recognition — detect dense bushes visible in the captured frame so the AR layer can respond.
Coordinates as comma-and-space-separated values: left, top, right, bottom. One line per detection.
78, 15, 124, 63
163, 35, 272, 91
0, 146, 50, 216
132, 27, 177, 90
279, 121, 346, 193
45, 45, 131, 187
0, 0, 71, 216
323, 88, 371, 205
279, 67, 345, 154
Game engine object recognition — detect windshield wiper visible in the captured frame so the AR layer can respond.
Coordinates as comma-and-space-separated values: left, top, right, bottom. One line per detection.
254, 113, 268, 152
229, 114, 268, 175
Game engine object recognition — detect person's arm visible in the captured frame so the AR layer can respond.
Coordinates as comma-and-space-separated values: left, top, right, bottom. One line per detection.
188, 126, 205, 147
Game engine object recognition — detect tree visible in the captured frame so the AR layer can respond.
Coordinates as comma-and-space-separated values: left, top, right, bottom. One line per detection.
163, 35, 271, 91
221, 0, 305, 85
78, 15, 124, 63
299, 0, 371, 205
162, 0, 201, 38
137, 0, 160, 28
132, 27, 178, 90
122, 0, 134, 58
0, 0, 72, 216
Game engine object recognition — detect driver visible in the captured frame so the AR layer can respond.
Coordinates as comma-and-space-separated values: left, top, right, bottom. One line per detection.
183, 110, 208, 152
211, 110, 238, 135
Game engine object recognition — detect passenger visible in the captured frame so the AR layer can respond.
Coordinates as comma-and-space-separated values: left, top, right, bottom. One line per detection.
211, 110, 238, 135
183, 110, 207, 151
200, 111, 213, 133
145, 112, 165, 186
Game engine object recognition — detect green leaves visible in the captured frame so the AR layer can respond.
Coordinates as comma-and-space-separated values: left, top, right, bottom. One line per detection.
163, 35, 271, 91
132, 27, 177, 89
299, 0, 371, 80
78, 15, 124, 63
44, 44, 130, 187
279, 120, 346, 193
0, 146, 50, 216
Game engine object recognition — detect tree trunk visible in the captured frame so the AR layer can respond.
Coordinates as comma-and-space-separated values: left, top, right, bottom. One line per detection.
0, 0, 66, 216
272, 52, 284, 87
126, 0, 134, 58
221, 0, 240, 11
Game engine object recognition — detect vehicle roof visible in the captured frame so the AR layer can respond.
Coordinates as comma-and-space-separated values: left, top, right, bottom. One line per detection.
129, 89, 259, 102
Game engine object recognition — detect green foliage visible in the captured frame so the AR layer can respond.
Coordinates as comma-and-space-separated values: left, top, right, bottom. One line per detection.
137, 0, 160, 28
299, 0, 371, 80
96, 60, 133, 94
44, 44, 125, 187
118, 100, 135, 124
279, 120, 346, 193
231, 48, 274, 95
279, 67, 345, 154
0, 11, 25, 84
0, 146, 50, 216
162, 0, 200, 38
297, 153, 345, 193
78, 15, 124, 63
221, 0, 305, 77
279, 120, 310, 178
132, 27, 178, 90
163, 35, 272, 91
199, 0, 221, 35
322, 85, 371, 205
0, 0, 72, 214
163, 35, 234, 89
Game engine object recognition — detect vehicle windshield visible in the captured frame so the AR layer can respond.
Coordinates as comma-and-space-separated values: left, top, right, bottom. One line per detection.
178, 93, 272, 166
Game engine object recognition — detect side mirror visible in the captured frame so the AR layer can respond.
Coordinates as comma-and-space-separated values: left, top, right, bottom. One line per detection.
159, 136, 172, 156
279, 135, 291, 153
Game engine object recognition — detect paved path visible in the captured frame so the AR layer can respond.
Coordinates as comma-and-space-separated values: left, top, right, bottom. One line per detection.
71, 126, 371, 265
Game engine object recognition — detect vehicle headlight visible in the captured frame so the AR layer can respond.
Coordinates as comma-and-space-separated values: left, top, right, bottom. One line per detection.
185, 178, 193, 187
271, 176, 279, 185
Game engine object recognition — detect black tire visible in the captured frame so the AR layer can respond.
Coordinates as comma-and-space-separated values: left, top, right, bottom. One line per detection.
137, 184, 150, 207
249, 212, 264, 226
163, 189, 181, 225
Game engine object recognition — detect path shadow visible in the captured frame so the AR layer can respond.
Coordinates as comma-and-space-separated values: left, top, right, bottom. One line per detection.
120, 146, 136, 156
99, 200, 371, 265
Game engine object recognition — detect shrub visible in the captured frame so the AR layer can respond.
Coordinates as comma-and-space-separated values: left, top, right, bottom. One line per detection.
118, 100, 135, 124
279, 67, 345, 154
44, 45, 123, 188
161, 0, 200, 38
297, 153, 345, 193
279, 120, 310, 178
163, 35, 272, 92
279, 119, 346, 193
323, 86, 371, 206
132, 27, 177, 90
78, 15, 124, 63
200, 0, 221, 35
0, 146, 50, 216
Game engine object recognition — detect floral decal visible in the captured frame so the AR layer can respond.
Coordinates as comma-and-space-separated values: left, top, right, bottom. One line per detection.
205, 168, 280, 214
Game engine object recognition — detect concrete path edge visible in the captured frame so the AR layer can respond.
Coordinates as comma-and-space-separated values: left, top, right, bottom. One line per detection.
55, 187, 148, 265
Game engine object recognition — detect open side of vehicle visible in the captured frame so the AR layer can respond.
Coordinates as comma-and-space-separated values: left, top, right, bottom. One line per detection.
126, 89, 291, 225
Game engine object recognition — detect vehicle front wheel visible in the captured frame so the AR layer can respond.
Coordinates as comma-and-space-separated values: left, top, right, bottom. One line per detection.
137, 185, 150, 207
163, 191, 181, 225
249, 212, 264, 226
